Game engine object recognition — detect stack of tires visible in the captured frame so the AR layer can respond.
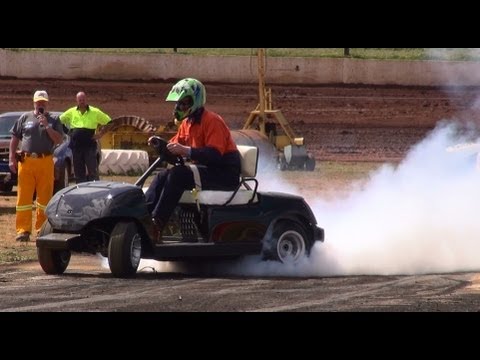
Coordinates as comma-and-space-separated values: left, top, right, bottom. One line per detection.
99, 149, 149, 175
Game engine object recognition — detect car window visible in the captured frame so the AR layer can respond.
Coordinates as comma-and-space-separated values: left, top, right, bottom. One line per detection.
0, 114, 19, 138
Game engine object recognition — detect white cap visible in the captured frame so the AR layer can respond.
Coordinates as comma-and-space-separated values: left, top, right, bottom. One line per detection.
33, 90, 49, 102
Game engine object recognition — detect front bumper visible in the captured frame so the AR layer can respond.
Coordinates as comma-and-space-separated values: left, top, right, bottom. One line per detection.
36, 233, 82, 250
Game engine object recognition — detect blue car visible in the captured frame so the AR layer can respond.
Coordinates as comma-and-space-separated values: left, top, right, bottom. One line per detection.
0, 111, 72, 193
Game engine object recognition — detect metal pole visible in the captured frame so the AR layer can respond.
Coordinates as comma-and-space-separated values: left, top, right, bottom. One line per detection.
258, 48, 266, 120
134, 156, 164, 188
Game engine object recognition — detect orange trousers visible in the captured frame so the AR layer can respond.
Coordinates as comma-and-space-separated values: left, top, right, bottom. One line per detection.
16, 155, 54, 235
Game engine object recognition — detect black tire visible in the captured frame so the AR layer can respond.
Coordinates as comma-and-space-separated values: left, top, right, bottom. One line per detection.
263, 220, 312, 264
54, 163, 70, 193
0, 183, 13, 192
37, 221, 71, 275
108, 221, 142, 278
305, 157, 316, 171
277, 154, 287, 171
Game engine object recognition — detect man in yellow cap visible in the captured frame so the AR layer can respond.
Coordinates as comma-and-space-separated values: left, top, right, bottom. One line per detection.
9, 90, 64, 242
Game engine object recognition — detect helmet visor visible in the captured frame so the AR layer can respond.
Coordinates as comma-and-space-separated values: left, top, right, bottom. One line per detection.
166, 91, 181, 102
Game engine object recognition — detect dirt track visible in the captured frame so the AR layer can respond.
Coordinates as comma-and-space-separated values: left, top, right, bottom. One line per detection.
1, 256, 480, 311
2, 79, 480, 161
2, 79, 480, 311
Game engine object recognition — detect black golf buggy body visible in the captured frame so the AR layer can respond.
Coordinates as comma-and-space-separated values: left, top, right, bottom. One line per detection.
36, 136, 324, 278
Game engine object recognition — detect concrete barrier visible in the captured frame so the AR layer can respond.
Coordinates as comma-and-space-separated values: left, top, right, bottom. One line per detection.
1, 49, 480, 86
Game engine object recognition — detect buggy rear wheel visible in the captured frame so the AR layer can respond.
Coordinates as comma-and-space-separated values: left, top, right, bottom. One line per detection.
263, 220, 311, 264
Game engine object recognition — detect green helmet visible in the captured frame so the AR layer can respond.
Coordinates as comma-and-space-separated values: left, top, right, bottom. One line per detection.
166, 78, 206, 121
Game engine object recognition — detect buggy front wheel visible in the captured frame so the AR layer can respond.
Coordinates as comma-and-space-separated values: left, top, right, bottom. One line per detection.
108, 221, 142, 278
37, 221, 71, 274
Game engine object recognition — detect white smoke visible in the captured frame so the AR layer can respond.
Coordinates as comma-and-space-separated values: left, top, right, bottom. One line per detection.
178, 120, 480, 277
143, 120, 480, 277
426, 48, 480, 62
307, 121, 480, 276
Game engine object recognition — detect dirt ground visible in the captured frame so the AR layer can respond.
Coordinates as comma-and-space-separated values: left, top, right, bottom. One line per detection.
2, 78, 480, 312
2, 78, 480, 162
2, 256, 480, 312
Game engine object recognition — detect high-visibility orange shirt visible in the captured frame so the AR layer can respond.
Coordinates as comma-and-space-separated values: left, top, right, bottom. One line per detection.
170, 108, 239, 168
171, 109, 237, 154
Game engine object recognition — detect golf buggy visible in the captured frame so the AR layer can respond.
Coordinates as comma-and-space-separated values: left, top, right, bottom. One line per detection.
36, 137, 324, 278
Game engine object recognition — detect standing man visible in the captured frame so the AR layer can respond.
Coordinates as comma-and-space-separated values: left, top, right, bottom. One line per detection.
9, 90, 64, 242
60, 91, 111, 183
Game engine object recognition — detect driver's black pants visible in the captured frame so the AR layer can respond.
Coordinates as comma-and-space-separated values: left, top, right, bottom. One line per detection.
145, 165, 239, 224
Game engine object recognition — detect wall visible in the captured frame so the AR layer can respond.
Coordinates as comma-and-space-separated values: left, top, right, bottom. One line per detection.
1, 49, 480, 86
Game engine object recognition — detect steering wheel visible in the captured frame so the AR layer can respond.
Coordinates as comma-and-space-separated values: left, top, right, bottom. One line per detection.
148, 136, 184, 166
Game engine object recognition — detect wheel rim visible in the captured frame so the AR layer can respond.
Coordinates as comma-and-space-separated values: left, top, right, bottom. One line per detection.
130, 233, 142, 268
277, 230, 306, 263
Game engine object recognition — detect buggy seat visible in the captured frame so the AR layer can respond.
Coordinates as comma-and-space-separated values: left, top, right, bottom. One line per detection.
179, 145, 259, 206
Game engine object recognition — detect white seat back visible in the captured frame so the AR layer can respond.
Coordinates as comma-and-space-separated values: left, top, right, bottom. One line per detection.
179, 145, 259, 206
238, 145, 258, 178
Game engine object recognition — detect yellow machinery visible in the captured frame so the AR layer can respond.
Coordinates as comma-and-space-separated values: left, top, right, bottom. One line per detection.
98, 49, 314, 171
98, 116, 177, 164
100, 115, 279, 171
242, 48, 315, 171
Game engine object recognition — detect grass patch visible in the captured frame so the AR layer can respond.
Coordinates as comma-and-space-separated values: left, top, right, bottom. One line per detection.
4, 48, 480, 61
0, 246, 37, 263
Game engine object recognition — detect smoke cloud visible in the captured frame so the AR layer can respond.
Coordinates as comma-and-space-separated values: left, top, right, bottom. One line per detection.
139, 120, 480, 278
183, 121, 480, 277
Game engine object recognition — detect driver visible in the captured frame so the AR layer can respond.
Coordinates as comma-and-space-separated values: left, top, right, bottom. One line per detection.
145, 78, 241, 243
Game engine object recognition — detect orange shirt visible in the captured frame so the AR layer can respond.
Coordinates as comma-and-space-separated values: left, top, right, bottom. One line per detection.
170, 109, 237, 155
